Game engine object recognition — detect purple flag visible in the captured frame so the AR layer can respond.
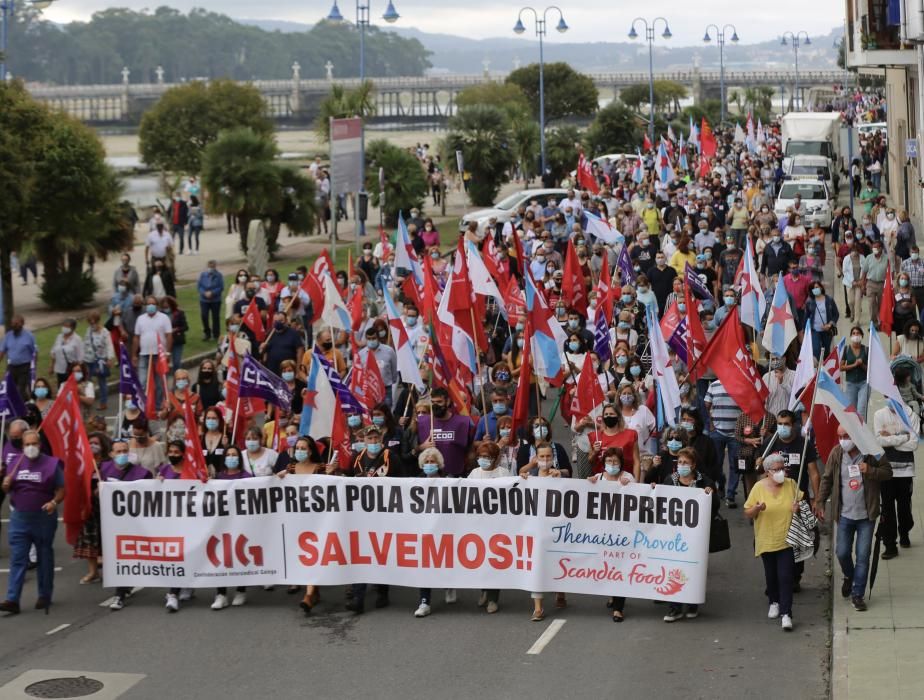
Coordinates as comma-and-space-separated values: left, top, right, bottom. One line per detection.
616, 245, 634, 286
0, 371, 26, 420
684, 263, 716, 304
667, 318, 689, 365
593, 312, 612, 363
118, 345, 147, 413
312, 351, 364, 414
239, 354, 292, 413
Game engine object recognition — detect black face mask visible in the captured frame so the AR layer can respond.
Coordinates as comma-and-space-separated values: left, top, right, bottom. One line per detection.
432, 404, 447, 418
168, 454, 184, 466
245, 289, 256, 299
10, 438, 22, 450
321, 341, 333, 350
603, 416, 619, 428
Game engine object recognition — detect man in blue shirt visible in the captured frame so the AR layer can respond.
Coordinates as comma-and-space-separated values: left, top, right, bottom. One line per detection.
260, 312, 304, 376
197, 260, 225, 341
0, 316, 37, 399
474, 388, 511, 442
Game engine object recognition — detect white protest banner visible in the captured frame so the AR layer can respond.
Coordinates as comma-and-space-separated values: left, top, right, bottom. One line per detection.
101, 476, 712, 604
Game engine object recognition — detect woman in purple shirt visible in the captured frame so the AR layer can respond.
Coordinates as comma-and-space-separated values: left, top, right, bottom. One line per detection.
156, 441, 186, 480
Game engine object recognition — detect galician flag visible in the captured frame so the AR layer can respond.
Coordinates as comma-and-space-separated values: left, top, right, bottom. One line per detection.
383, 289, 425, 391
867, 322, 916, 433
299, 347, 338, 439
738, 239, 766, 332
815, 370, 882, 456
762, 274, 797, 356
320, 271, 353, 331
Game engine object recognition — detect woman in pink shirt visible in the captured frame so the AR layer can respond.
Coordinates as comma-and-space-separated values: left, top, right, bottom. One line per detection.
420, 218, 440, 248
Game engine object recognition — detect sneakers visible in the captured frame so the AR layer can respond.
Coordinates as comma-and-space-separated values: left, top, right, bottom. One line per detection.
211, 594, 229, 610
178, 588, 193, 601
231, 591, 247, 607
900, 536, 912, 548
852, 595, 868, 611
109, 596, 125, 611
725, 499, 737, 509
684, 605, 699, 619
663, 607, 684, 623
262, 585, 275, 591
768, 603, 780, 619
165, 593, 179, 613
414, 602, 431, 618
477, 591, 488, 607
445, 589, 457, 604
882, 549, 899, 560
486, 601, 499, 614
841, 578, 852, 598
781, 614, 793, 631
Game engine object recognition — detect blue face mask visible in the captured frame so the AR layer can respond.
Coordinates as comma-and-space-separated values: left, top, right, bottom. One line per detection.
347, 415, 362, 428
630, 365, 642, 377
777, 424, 792, 439
282, 371, 295, 382
616, 355, 628, 366
367, 340, 380, 350
422, 464, 440, 475
533, 425, 549, 440
146, 304, 157, 315
294, 449, 309, 462
205, 418, 219, 431
245, 440, 260, 452
618, 321, 630, 330
604, 464, 621, 476
492, 402, 507, 416
568, 319, 579, 330
568, 341, 581, 353
667, 439, 683, 452
372, 416, 385, 427
176, 379, 189, 390
704, 320, 716, 331
366, 443, 383, 456
224, 456, 240, 469
621, 294, 633, 304
677, 303, 686, 313
114, 453, 130, 466
125, 399, 136, 410
286, 435, 298, 447
811, 287, 822, 296
499, 428, 511, 438
676, 464, 692, 477
724, 297, 736, 307
352, 441, 366, 452
477, 457, 493, 470
407, 316, 418, 327
34, 387, 48, 399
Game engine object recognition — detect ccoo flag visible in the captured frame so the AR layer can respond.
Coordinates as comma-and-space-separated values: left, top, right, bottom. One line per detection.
238, 354, 292, 413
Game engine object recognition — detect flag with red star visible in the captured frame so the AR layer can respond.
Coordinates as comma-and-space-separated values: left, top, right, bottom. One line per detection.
761, 274, 797, 356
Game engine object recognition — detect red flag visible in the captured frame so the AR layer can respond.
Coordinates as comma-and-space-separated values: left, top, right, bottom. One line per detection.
698, 153, 711, 179
401, 275, 423, 311
331, 399, 352, 470
796, 348, 841, 463
379, 225, 393, 260
596, 258, 614, 323
348, 283, 364, 332
481, 236, 510, 287
40, 376, 95, 545
685, 284, 708, 381
570, 352, 605, 420
660, 300, 683, 343
421, 255, 441, 326
445, 238, 485, 353
561, 239, 588, 315
510, 227, 526, 277
502, 276, 526, 319
144, 355, 157, 417
242, 296, 266, 342
300, 249, 335, 324
879, 263, 894, 335
181, 399, 209, 481
362, 350, 386, 409
700, 118, 717, 157
698, 312, 769, 421
642, 133, 653, 152
511, 318, 532, 439
576, 151, 600, 194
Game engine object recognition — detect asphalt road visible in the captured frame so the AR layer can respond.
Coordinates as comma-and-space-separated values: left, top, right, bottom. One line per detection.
0, 507, 830, 700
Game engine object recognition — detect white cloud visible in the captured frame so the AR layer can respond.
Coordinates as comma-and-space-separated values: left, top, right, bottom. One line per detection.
43, 1, 843, 46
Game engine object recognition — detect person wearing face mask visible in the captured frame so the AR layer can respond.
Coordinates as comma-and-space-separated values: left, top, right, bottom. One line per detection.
207, 446, 253, 610
143, 257, 177, 300
474, 388, 512, 442
132, 294, 173, 406
411, 447, 454, 617
798, 242, 824, 283
232, 283, 268, 345
704, 377, 742, 507
899, 244, 924, 312
224, 269, 251, 320
862, 242, 889, 329
839, 242, 865, 323
103, 440, 154, 611
588, 403, 640, 479
240, 427, 278, 477
166, 190, 189, 256
645, 426, 688, 484
618, 385, 656, 453
68, 362, 97, 424
159, 296, 186, 371
873, 401, 918, 560
647, 251, 678, 315
712, 287, 738, 327
258, 268, 283, 307
304, 328, 346, 378
49, 318, 84, 387
415, 388, 473, 477
159, 368, 201, 442
804, 282, 839, 358
199, 408, 228, 476
197, 259, 225, 342
744, 453, 802, 631
145, 221, 174, 270
894, 319, 924, 362
0, 430, 64, 614
0, 314, 34, 402
718, 233, 744, 288
841, 326, 871, 420
72, 431, 111, 585
112, 253, 140, 295
516, 417, 572, 478
662, 448, 718, 623
523, 442, 564, 619
83, 310, 115, 412
815, 427, 892, 612
192, 360, 221, 410
258, 312, 302, 376
156, 440, 187, 481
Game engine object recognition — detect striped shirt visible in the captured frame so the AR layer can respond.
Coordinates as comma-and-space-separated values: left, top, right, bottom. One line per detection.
900, 257, 924, 288
704, 380, 742, 435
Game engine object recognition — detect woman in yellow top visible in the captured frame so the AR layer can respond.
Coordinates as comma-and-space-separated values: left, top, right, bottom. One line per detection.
744, 453, 801, 632
668, 234, 696, 277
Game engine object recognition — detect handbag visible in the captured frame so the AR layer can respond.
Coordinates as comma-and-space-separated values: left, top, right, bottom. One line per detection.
786, 499, 818, 563
709, 512, 731, 553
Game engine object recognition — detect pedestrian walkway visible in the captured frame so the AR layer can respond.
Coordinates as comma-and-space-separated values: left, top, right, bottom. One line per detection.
831, 494, 924, 699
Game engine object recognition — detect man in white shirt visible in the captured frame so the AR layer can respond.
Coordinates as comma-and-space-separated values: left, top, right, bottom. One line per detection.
146, 223, 173, 265
133, 295, 173, 406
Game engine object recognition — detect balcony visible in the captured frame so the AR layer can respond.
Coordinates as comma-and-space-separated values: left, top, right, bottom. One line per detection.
846, 21, 915, 68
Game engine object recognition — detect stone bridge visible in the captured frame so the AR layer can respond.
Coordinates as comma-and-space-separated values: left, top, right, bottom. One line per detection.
26, 67, 843, 125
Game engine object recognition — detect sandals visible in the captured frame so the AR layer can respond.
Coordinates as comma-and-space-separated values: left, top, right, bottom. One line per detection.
299, 597, 312, 616
612, 611, 624, 623
606, 597, 614, 609
531, 608, 545, 622
80, 574, 101, 585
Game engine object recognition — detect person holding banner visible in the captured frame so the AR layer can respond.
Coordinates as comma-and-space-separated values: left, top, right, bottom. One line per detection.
241, 427, 278, 477
413, 447, 453, 618
526, 442, 565, 620
73, 431, 112, 585
156, 441, 186, 480
661, 448, 718, 623
517, 417, 572, 478
0, 430, 64, 614
744, 453, 801, 631
209, 446, 251, 611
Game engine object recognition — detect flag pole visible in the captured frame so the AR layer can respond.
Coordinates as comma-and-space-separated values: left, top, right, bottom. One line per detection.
230, 395, 242, 445
469, 306, 491, 435
794, 350, 824, 501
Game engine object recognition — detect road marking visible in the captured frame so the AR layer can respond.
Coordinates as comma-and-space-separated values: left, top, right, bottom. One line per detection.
0, 518, 63, 523
45, 623, 70, 635
0, 567, 62, 573
526, 619, 566, 655
99, 586, 144, 607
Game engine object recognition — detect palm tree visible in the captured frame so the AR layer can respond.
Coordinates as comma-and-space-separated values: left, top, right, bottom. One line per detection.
315, 81, 378, 142
446, 105, 515, 206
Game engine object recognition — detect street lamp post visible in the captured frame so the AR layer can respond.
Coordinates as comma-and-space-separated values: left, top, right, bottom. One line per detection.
327, 0, 399, 240
781, 30, 811, 111
513, 6, 568, 177
629, 16, 672, 148
703, 23, 739, 125
0, 0, 56, 81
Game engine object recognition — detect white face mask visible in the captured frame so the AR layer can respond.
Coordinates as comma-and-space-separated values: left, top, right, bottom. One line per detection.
23, 445, 40, 460
839, 438, 855, 453
771, 470, 786, 484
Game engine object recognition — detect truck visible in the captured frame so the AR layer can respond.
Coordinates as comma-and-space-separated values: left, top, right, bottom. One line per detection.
780, 112, 842, 192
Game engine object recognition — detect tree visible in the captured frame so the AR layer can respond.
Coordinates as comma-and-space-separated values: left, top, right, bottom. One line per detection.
139, 79, 273, 175
456, 82, 530, 113
545, 125, 584, 183
620, 80, 688, 113
365, 140, 428, 227
201, 127, 318, 255
315, 81, 377, 143
506, 62, 598, 122
584, 102, 642, 157
446, 105, 515, 206
682, 101, 722, 129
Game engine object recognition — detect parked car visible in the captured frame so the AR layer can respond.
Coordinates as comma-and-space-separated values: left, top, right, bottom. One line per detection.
784, 155, 836, 196
774, 179, 833, 228
459, 188, 568, 231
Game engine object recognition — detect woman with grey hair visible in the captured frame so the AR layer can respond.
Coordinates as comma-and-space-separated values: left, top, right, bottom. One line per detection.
744, 452, 802, 631
413, 447, 451, 618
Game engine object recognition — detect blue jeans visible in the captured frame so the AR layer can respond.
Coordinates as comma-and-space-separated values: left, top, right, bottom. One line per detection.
844, 381, 870, 421
836, 516, 875, 598
188, 226, 202, 252
89, 361, 109, 407
172, 223, 186, 253
810, 329, 832, 360
709, 430, 738, 499
6, 510, 58, 603
171, 343, 184, 374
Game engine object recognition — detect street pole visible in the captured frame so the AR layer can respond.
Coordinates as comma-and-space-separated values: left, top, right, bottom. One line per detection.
514, 6, 568, 178
357, 0, 367, 248
630, 17, 672, 148
704, 24, 738, 126
781, 31, 810, 112
0, 1, 10, 81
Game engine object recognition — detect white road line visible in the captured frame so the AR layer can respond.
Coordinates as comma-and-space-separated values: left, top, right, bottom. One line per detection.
0, 567, 62, 573
0, 518, 63, 523
99, 586, 144, 607
526, 619, 566, 655
45, 623, 70, 635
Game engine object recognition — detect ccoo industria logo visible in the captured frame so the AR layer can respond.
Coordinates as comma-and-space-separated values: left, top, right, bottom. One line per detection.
115, 535, 187, 577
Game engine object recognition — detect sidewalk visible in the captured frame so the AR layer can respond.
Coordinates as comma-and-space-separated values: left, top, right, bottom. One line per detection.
831, 495, 924, 699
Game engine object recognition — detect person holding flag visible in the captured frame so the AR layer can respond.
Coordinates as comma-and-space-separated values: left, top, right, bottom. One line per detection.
873, 401, 918, 559
132, 295, 172, 410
